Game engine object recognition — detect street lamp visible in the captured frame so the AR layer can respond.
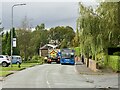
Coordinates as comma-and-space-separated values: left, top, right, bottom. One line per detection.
11, 3, 26, 67
0, 26, 4, 55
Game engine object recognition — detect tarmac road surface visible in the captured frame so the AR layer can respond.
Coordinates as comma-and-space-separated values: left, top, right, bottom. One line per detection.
2, 64, 119, 89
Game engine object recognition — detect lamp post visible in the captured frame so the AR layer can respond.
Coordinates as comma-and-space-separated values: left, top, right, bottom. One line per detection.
11, 3, 26, 67
0, 26, 4, 55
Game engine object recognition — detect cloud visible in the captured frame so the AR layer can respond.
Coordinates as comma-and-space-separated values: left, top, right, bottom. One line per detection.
2, 2, 79, 30
2, 1, 97, 30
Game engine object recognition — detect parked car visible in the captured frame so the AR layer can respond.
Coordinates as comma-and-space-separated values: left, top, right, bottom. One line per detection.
0, 55, 11, 67
11, 55, 22, 64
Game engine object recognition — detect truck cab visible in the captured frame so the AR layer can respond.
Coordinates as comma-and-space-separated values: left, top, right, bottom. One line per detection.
47, 49, 60, 64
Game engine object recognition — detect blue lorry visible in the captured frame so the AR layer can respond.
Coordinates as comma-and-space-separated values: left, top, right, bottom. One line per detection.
60, 49, 75, 65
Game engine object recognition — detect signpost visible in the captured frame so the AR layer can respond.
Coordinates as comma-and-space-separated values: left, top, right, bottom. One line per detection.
13, 38, 16, 47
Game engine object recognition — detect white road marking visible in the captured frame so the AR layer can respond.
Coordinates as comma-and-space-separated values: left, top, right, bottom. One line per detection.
46, 71, 51, 88
46, 80, 51, 88
74, 65, 78, 74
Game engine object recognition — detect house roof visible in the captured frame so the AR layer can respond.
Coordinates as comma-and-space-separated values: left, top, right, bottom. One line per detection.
40, 44, 58, 50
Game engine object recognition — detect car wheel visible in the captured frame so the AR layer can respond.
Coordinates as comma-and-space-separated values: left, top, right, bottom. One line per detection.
48, 62, 51, 64
57, 62, 60, 64
16, 61, 20, 65
2, 62, 8, 67
61, 63, 64, 65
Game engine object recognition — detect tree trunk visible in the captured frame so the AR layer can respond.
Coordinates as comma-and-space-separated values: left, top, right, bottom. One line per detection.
24, 47, 27, 61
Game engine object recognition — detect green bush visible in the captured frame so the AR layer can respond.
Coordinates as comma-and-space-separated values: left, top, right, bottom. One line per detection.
96, 53, 105, 61
103, 55, 109, 66
95, 53, 105, 68
108, 55, 120, 72
25, 55, 44, 64
74, 47, 81, 56
113, 52, 120, 56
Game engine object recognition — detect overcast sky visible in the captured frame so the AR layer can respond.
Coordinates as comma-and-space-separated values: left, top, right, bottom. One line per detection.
1, 0, 98, 30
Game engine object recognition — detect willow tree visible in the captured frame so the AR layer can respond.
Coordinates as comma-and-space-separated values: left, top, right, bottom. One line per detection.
77, 2, 120, 61
96, 2, 120, 53
77, 3, 100, 60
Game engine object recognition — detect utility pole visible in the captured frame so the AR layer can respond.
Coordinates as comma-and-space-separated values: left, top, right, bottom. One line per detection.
0, 22, 4, 55
11, 3, 26, 67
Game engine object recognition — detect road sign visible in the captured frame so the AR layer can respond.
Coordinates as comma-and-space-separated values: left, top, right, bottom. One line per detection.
13, 38, 16, 47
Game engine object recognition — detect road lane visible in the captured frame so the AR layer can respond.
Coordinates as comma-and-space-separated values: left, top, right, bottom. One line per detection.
2, 64, 119, 88
44, 64, 94, 88
2, 64, 94, 88
0, 81, 2, 89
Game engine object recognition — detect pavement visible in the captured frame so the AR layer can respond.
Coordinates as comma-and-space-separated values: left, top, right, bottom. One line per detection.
75, 61, 118, 75
75, 61, 119, 88
0, 77, 3, 81
75, 63, 103, 75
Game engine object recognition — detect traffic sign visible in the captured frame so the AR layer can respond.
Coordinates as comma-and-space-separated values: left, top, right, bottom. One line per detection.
13, 38, 16, 47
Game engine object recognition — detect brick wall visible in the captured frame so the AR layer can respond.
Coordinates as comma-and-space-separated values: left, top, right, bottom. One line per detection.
89, 59, 98, 72
85, 58, 98, 72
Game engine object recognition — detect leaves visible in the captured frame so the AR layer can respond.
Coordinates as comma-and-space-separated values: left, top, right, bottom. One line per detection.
76, 2, 120, 60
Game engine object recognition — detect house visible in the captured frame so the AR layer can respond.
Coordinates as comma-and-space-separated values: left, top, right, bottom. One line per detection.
39, 44, 58, 57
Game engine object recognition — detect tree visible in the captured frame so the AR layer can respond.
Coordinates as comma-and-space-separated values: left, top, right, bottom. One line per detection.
2, 31, 9, 54
17, 16, 31, 61
76, 2, 120, 62
60, 39, 67, 48
48, 26, 75, 47
12, 28, 20, 55
6, 31, 11, 55
30, 27, 49, 55
35, 23, 45, 30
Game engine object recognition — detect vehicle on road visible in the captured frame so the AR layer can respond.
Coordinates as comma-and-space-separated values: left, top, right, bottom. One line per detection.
47, 49, 60, 64
60, 49, 75, 65
0, 55, 11, 67
11, 55, 22, 64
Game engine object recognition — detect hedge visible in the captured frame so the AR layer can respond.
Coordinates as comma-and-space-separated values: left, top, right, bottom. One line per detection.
96, 55, 120, 72
107, 55, 120, 72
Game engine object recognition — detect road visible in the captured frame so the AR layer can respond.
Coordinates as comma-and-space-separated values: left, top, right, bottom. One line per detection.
2, 64, 119, 88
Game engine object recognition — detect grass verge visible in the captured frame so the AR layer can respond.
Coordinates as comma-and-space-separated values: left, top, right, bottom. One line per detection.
0, 63, 41, 77
0, 71, 13, 77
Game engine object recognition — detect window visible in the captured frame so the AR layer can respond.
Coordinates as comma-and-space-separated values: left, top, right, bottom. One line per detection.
0, 56, 3, 58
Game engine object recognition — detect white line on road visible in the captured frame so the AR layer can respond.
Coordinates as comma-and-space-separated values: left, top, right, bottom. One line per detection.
46, 81, 51, 88
46, 71, 51, 88
74, 65, 78, 74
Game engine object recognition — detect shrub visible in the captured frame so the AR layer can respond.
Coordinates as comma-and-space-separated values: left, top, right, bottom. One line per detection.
96, 53, 105, 61
113, 52, 120, 56
108, 55, 120, 72
25, 55, 44, 64
74, 47, 81, 56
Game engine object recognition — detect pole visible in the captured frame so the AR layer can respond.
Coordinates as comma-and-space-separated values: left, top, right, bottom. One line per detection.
11, 6, 13, 67
11, 4, 26, 67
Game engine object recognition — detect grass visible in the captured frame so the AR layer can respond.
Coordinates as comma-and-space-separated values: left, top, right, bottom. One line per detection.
21, 63, 41, 68
0, 71, 13, 77
2, 66, 25, 71
0, 63, 41, 77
